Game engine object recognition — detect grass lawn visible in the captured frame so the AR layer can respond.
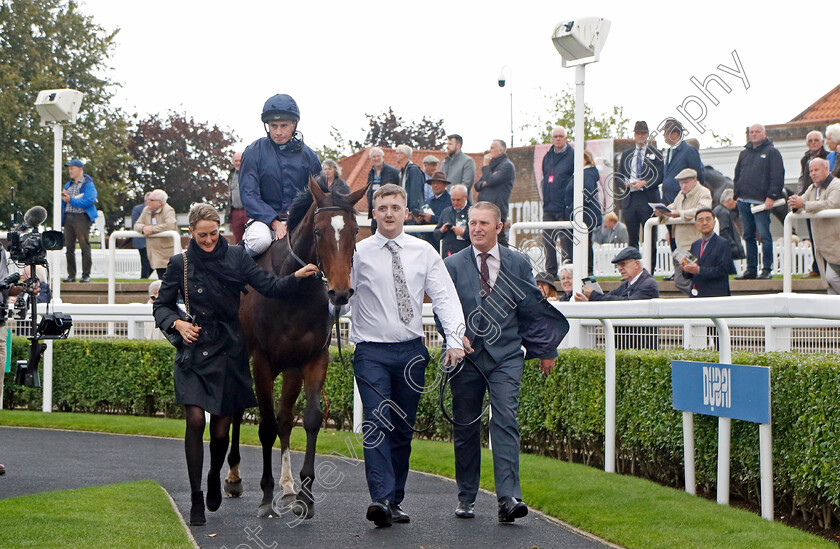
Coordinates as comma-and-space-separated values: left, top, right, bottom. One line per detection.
0, 480, 192, 549
0, 410, 833, 549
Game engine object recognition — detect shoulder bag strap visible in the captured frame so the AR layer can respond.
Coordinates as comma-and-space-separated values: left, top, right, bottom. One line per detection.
182, 254, 190, 318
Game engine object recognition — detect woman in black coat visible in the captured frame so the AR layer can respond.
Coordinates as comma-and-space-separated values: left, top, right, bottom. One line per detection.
153, 203, 317, 526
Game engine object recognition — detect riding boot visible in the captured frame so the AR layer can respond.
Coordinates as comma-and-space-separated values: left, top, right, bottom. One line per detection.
206, 471, 222, 512
190, 491, 206, 526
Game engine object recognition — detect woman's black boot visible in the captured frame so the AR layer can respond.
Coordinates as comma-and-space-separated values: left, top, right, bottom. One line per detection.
190, 491, 206, 526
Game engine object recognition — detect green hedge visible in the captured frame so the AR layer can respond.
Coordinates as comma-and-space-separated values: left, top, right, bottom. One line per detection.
3, 339, 839, 525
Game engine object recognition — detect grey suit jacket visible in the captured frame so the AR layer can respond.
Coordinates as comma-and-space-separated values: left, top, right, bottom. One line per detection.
444, 246, 569, 363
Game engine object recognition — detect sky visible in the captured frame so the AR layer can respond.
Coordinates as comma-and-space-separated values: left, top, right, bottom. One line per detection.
78, 0, 840, 155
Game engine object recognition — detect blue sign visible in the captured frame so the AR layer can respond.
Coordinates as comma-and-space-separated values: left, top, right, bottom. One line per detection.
671, 361, 770, 424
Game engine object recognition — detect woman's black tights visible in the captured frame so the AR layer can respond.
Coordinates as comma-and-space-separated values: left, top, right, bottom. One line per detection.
184, 405, 232, 495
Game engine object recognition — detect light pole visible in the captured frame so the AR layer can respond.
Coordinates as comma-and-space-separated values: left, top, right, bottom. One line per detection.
34, 88, 84, 305
497, 65, 514, 147
551, 18, 610, 296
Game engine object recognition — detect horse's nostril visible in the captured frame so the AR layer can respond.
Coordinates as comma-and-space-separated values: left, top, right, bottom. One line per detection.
328, 289, 336, 297
348, 288, 354, 298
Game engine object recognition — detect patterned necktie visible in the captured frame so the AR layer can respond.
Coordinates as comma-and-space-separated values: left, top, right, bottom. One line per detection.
385, 241, 413, 324
634, 148, 643, 179
479, 252, 492, 297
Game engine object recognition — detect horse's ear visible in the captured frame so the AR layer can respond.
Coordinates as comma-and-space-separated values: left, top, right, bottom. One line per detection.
309, 176, 326, 204
347, 182, 370, 206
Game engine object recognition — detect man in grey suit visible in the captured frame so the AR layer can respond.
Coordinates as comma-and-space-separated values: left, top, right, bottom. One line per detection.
441, 134, 476, 197
443, 201, 569, 523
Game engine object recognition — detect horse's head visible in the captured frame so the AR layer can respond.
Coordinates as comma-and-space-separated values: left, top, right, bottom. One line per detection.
308, 178, 367, 307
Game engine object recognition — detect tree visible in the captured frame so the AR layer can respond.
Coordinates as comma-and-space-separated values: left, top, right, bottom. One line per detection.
313, 126, 360, 162
357, 107, 447, 150
522, 88, 631, 144
126, 112, 237, 214
0, 0, 131, 229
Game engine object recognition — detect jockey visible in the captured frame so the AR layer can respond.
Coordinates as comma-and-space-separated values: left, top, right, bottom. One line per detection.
239, 93, 322, 255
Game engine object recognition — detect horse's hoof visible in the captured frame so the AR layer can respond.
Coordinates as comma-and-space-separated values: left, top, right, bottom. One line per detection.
295, 492, 315, 520
257, 503, 279, 518
292, 500, 314, 520
224, 479, 243, 498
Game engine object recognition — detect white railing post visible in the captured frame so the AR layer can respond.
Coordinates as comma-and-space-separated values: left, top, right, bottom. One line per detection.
712, 317, 732, 506
600, 319, 616, 473
783, 213, 795, 294
683, 411, 695, 495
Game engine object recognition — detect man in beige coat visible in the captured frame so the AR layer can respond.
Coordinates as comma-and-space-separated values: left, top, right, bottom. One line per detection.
656, 168, 713, 295
789, 158, 840, 293
134, 189, 178, 279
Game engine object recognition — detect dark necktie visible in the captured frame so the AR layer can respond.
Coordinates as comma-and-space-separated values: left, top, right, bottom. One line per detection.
634, 148, 643, 179
479, 252, 492, 296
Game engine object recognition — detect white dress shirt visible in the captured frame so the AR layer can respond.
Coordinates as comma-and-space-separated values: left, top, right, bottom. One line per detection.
349, 231, 465, 349
472, 243, 500, 288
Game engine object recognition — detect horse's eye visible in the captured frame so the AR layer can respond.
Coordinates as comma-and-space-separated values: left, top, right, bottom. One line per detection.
354, 227, 359, 235
314, 229, 323, 238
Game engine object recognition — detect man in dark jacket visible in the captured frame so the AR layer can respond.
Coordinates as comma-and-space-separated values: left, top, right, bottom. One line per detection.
713, 189, 745, 261
435, 184, 470, 257
661, 119, 705, 206
444, 201, 568, 523
615, 121, 664, 272
366, 147, 400, 234
240, 94, 322, 255
682, 208, 735, 297
733, 124, 785, 279
576, 247, 659, 301
131, 193, 153, 279
394, 144, 426, 219
798, 131, 829, 277
540, 126, 574, 276
474, 139, 515, 246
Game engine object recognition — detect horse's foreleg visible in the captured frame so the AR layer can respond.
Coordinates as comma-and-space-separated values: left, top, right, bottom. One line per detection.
224, 409, 244, 498
254, 359, 279, 518
296, 355, 327, 520
277, 369, 303, 503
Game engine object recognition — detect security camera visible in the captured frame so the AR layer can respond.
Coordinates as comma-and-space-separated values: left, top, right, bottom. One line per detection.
34, 88, 84, 126
498, 76, 506, 88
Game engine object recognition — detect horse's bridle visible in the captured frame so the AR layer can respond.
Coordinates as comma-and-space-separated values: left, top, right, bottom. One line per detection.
286, 205, 356, 360
286, 205, 352, 278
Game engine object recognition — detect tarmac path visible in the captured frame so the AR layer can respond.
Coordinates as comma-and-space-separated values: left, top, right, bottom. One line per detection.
0, 426, 612, 549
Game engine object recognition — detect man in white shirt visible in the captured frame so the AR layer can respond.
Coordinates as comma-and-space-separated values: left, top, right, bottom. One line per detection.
350, 183, 466, 527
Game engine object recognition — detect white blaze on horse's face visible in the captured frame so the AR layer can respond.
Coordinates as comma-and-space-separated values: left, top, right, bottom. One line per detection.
331, 215, 345, 249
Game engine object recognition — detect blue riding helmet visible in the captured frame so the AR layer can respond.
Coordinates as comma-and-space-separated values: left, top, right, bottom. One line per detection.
261, 94, 300, 123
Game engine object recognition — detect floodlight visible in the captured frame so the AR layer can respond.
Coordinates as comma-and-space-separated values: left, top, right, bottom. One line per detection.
551, 17, 611, 67
34, 89, 84, 126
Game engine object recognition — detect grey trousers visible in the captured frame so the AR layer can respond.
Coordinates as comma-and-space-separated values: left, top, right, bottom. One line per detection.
64, 213, 92, 278
451, 349, 523, 502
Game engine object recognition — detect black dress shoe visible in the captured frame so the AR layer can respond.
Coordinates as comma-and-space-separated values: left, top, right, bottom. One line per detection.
366, 499, 392, 527
734, 270, 756, 280
757, 270, 772, 279
455, 501, 475, 519
389, 503, 410, 523
79, 276, 91, 283
498, 496, 528, 523
663, 274, 675, 281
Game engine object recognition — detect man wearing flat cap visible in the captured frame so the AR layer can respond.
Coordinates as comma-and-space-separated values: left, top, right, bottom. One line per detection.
575, 247, 659, 301
61, 158, 98, 283
656, 168, 712, 296
615, 121, 664, 272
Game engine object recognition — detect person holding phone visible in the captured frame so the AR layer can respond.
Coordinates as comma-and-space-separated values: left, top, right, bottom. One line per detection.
153, 203, 317, 527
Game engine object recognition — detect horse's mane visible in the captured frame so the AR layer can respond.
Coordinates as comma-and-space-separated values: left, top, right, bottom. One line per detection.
286, 182, 358, 233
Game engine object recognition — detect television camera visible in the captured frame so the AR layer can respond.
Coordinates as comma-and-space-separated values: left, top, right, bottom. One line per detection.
6, 194, 73, 388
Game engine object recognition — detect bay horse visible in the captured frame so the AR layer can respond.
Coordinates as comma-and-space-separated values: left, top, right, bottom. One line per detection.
228, 178, 367, 519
